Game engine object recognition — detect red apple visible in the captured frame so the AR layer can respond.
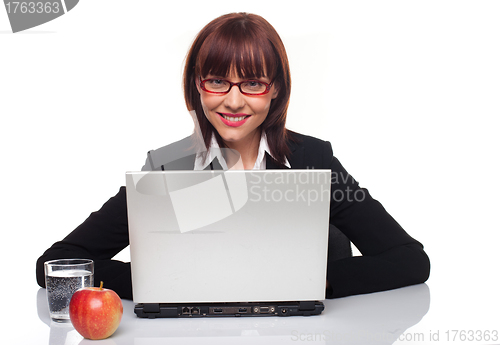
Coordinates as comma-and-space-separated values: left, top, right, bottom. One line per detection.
69, 281, 123, 340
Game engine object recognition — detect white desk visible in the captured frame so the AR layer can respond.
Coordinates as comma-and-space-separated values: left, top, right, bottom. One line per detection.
29, 284, 430, 345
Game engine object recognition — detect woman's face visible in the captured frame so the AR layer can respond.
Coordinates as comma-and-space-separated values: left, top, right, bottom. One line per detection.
197, 72, 278, 147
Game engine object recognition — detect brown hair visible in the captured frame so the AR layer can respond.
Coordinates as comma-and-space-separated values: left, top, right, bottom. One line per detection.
183, 12, 292, 166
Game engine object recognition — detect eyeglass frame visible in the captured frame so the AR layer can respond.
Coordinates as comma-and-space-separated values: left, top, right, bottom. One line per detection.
198, 77, 275, 96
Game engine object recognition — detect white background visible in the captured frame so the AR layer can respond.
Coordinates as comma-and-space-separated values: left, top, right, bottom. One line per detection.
1, 0, 499, 343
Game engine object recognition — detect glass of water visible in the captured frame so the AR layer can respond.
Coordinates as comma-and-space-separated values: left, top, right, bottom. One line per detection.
44, 259, 94, 322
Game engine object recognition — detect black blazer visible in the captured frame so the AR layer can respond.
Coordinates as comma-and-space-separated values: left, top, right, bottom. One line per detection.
36, 132, 430, 299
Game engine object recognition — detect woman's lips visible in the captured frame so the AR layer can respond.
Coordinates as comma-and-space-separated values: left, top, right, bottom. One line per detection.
218, 113, 251, 127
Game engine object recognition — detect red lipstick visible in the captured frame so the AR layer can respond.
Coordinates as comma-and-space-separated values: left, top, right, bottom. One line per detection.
218, 113, 250, 127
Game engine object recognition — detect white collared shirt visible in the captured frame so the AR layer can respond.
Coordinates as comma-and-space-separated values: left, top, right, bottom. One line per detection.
193, 134, 291, 170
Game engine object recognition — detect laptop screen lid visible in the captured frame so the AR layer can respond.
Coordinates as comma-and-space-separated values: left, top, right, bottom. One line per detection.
126, 170, 331, 304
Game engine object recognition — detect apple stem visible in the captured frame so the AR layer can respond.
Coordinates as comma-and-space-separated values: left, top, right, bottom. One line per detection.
100, 281, 104, 291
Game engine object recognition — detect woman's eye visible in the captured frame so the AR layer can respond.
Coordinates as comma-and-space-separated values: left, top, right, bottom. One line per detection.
242, 81, 266, 91
207, 79, 226, 88
247, 81, 261, 87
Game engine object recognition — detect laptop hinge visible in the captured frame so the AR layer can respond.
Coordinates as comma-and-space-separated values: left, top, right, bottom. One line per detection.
143, 303, 160, 313
299, 301, 316, 311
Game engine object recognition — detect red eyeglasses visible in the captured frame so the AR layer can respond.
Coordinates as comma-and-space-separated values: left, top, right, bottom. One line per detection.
199, 77, 274, 96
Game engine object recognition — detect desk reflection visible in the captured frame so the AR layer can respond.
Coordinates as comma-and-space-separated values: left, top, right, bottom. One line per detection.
37, 283, 430, 344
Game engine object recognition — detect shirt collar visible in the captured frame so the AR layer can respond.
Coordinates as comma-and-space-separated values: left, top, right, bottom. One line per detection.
194, 133, 290, 170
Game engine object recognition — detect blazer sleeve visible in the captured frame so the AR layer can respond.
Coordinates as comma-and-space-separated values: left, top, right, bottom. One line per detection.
323, 142, 430, 298
36, 187, 133, 299
35, 137, 194, 300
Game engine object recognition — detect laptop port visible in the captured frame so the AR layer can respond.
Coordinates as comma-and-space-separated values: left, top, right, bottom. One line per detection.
191, 307, 200, 315
238, 308, 248, 313
213, 308, 223, 313
182, 307, 191, 315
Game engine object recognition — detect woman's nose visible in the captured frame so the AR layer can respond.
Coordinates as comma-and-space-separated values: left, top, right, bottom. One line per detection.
223, 85, 246, 110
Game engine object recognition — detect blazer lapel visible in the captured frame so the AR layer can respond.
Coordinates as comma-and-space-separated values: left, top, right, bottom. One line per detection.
265, 137, 302, 169
287, 145, 303, 169
286, 136, 303, 169
265, 153, 283, 169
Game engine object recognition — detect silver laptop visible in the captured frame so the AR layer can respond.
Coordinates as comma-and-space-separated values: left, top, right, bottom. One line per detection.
126, 170, 331, 317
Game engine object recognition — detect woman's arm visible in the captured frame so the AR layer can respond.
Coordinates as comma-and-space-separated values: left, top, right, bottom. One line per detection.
36, 187, 133, 299
324, 148, 430, 298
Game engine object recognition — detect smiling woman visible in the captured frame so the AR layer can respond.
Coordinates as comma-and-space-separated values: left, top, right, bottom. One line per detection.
196, 72, 278, 169
36, 12, 430, 300
184, 12, 291, 169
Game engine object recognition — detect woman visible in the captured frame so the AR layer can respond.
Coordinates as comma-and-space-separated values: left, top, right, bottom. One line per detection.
36, 13, 430, 299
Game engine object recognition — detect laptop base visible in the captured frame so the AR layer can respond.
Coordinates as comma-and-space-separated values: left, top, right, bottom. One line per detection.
134, 301, 324, 318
